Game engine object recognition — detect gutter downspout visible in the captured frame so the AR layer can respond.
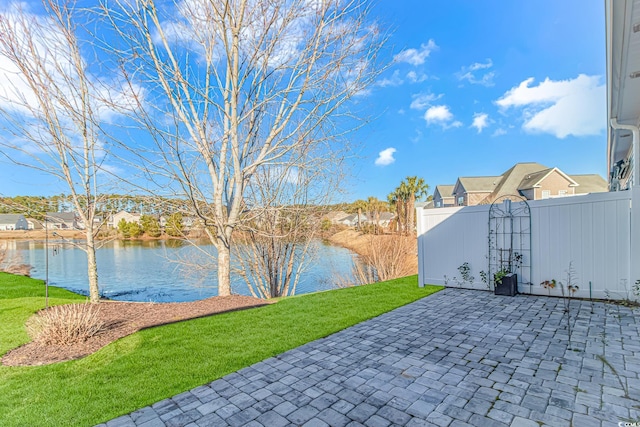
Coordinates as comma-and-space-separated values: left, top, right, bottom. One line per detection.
611, 118, 640, 301
610, 118, 640, 187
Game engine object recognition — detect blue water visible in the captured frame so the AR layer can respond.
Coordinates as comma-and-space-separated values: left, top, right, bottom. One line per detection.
8, 239, 356, 302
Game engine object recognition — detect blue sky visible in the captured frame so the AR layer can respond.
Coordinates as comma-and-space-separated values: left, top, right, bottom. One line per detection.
351, 0, 607, 201
0, 0, 607, 202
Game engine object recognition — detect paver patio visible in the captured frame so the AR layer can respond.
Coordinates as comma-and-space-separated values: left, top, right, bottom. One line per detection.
99, 288, 640, 427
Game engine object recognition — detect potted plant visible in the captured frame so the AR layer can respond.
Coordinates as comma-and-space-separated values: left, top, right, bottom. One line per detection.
494, 268, 517, 296
493, 251, 522, 296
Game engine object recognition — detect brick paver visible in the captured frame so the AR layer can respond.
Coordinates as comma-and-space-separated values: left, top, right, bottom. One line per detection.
98, 289, 640, 426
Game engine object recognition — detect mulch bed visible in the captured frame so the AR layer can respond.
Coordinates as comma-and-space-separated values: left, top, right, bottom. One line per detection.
2, 296, 271, 367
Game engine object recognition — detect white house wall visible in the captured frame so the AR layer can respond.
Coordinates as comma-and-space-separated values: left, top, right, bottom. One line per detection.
417, 191, 637, 301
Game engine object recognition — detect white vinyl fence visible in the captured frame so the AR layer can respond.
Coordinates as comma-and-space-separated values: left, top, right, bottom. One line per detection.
417, 188, 640, 301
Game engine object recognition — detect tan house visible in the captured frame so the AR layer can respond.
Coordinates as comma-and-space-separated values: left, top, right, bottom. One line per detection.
438, 162, 607, 207
109, 211, 141, 228
432, 185, 455, 208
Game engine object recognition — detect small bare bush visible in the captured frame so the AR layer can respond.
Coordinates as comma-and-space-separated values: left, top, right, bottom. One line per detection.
361, 235, 416, 282
26, 303, 104, 345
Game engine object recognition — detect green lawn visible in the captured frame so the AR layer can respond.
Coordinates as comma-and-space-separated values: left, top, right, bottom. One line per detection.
0, 273, 441, 427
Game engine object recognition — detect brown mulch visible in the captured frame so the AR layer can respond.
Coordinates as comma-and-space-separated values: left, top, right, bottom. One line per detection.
2, 295, 271, 367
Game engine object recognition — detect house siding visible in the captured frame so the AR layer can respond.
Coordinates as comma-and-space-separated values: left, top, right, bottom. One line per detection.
533, 170, 575, 199
467, 192, 492, 206
0, 215, 28, 231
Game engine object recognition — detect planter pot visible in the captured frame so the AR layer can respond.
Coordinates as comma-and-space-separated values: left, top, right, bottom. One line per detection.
494, 273, 517, 296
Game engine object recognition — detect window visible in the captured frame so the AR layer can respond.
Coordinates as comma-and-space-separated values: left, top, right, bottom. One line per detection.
457, 196, 465, 206
541, 190, 550, 199
435, 201, 441, 207
558, 190, 567, 196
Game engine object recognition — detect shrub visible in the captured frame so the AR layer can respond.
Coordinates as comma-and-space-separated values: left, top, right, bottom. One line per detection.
26, 303, 104, 345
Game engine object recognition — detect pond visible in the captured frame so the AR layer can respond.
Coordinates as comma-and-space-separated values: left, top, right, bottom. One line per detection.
5, 239, 357, 302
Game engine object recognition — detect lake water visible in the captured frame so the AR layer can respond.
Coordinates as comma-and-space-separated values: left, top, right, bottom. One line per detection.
6, 239, 356, 302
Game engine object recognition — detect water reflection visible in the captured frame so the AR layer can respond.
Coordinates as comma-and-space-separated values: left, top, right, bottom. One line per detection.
10, 239, 355, 302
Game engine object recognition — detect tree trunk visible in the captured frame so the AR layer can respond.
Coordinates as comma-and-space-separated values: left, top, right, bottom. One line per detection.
86, 230, 100, 303
217, 238, 232, 296
408, 195, 415, 235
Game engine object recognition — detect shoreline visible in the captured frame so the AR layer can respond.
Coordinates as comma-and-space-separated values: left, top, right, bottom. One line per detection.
0, 230, 186, 242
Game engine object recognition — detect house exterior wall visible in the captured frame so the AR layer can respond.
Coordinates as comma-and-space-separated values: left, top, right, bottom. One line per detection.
417, 191, 636, 301
111, 211, 141, 228
435, 196, 454, 207
0, 215, 29, 231
533, 171, 575, 199
466, 192, 492, 206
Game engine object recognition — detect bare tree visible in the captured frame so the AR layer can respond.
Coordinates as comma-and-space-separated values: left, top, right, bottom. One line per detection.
103, 0, 385, 296
231, 139, 341, 298
0, 1, 122, 302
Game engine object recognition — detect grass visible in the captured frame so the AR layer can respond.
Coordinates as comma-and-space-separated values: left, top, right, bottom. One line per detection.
0, 273, 441, 427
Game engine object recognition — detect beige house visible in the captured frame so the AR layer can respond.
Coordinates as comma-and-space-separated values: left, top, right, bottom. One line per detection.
438, 162, 607, 207
109, 211, 141, 228
432, 185, 455, 208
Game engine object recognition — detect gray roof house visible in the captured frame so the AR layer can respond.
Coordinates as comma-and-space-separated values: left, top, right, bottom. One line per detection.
439, 162, 608, 207
0, 214, 29, 231
433, 185, 455, 208
46, 212, 80, 229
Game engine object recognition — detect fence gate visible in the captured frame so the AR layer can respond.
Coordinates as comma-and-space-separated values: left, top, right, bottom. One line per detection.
488, 195, 532, 293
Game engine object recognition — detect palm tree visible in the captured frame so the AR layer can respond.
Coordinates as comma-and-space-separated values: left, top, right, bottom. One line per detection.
402, 176, 429, 234
366, 196, 387, 234
387, 183, 409, 234
349, 199, 368, 230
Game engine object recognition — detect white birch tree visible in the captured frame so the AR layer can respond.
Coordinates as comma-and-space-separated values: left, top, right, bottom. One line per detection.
0, 1, 131, 302
103, 0, 385, 296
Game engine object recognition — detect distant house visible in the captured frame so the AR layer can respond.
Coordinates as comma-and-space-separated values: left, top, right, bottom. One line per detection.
338, 213, 367, 227
26, 218, 44, 230
323, 211, 350, 224
438, 162, 607, 207
0, 214, 29, 231
433, 185, 455, 208
109, 211, 141, 229
377, 212, 396, 228
159, 215, 195, 229
45, 212, 80, 229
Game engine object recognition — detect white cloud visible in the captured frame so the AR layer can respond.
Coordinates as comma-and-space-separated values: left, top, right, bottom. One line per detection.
424, 105, 462, 129
377, 70, 404, 87
496, 74, 606, 138
394, 40, 437, 66
406, 71, 427, 83
456, 59, 495, 86
425, 105, 452, 123
492, 128, 507, 137
471, 113, 489, 133
375, 147, 396, 166
410, 129, 423, 143
410, 92, 441, 110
